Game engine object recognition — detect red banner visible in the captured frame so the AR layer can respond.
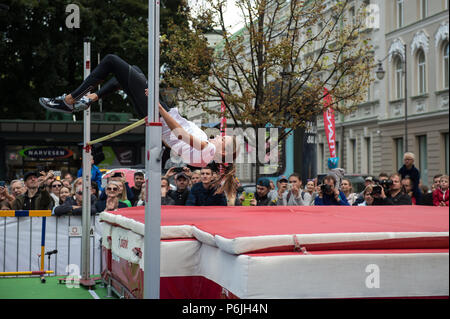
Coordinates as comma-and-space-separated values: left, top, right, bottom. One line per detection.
323, 88, 336, 158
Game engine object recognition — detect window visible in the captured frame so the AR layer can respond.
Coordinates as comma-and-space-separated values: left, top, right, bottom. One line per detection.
364, 137, 371, 174
351, 139, 357, 173
394, 56, 404, 99
395, 138, 404, 170
418, 135, 428, 186
417, 50, 426, 94
397, 0, 404, 28
366, 83, 371, 102
336, 141, 340, 158
444, 42, 449, 89
420, 0, 428, 19
318, 143, 325, 173
445, 133, 449, 174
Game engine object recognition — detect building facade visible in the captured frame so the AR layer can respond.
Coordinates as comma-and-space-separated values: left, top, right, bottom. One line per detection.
316, 0, 449, 186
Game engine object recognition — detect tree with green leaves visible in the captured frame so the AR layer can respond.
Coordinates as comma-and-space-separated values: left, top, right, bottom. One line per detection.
162, 0, 375, 178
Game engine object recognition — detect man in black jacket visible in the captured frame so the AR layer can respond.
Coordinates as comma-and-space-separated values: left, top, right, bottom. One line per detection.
168, 172, 191, 205
398, 152, 422, 202
185, 166, 227, 206
386, 173, 412, 205
130, 171, 145, 206
239, 178, 276, 206
12, 171, 53, 211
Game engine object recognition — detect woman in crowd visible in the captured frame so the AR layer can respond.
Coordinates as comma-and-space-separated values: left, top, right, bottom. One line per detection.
341, 178, 358, 205
58, 186, 72, 205
217, 166, 241, 206
303, 179, 317, 206
95, 182, 128, 212
49, 179, 63, 207
358, 186, 374, 206
54, 184, 97, 216
71, 177, 83, 195
114, 181, 132, 207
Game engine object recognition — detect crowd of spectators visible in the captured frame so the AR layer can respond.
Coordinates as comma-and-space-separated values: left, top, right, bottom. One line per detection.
0, 152, 448, 214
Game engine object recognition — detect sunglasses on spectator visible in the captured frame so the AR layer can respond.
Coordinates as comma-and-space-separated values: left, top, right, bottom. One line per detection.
52, 184, 62, 188
107, 187, 118, 191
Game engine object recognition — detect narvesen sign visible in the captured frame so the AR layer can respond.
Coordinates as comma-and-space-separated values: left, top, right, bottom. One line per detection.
19, 147, 73, 160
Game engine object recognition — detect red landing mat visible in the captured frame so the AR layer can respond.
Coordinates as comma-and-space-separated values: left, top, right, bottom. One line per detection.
103, 205, 449, 253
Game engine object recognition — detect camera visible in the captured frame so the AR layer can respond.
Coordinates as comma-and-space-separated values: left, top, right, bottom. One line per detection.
371, 185, 382, 196
173, 167, 184, 173
111, 172, 122, 178
379, 179, 393, 189
320, 184, 332, 194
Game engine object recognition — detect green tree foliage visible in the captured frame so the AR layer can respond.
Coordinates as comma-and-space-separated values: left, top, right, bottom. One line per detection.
0, 0, 190, 119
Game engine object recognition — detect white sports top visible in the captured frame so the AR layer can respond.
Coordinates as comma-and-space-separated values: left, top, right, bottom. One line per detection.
160, 108, 216, 167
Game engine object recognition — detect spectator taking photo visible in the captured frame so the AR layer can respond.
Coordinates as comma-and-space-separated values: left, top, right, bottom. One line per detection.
314, 175, 350, 206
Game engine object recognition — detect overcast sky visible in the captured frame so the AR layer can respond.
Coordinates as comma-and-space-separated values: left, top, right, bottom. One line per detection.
188, 0, 244, 33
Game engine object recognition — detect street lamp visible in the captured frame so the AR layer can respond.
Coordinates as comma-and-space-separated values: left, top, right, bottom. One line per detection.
375, 44, 408, 153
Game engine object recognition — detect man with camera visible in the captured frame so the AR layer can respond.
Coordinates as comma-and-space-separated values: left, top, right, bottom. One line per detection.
386, 173, 412, 205
363, 183, 394, 205
314, 175, 350, 206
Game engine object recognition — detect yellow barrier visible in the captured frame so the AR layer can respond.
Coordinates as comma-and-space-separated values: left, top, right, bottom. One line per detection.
0, 271, 54, 276
0, 210, 52, 217
0, 210, 52, 281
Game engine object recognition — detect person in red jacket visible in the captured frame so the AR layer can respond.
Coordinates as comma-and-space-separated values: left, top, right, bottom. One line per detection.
433, 175, 449, 207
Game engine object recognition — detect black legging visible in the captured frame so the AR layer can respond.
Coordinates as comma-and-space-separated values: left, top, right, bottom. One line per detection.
70, 54, 169, 118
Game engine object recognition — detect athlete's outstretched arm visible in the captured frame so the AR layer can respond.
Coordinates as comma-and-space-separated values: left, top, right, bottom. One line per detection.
157, 104, 208, 151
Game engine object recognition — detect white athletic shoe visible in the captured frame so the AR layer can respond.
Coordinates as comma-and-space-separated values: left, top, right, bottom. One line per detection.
73, 96, 93, 112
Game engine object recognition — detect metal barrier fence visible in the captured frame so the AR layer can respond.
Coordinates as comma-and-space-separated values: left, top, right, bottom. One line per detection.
0, 215, 102, 276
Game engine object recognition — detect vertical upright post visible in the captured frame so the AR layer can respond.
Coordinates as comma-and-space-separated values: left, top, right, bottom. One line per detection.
81, 38, 94, 287
144, 0, 161, 299
403, 44, 408, 153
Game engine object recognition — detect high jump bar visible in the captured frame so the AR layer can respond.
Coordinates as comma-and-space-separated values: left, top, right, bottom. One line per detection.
86, 117, 147, 146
